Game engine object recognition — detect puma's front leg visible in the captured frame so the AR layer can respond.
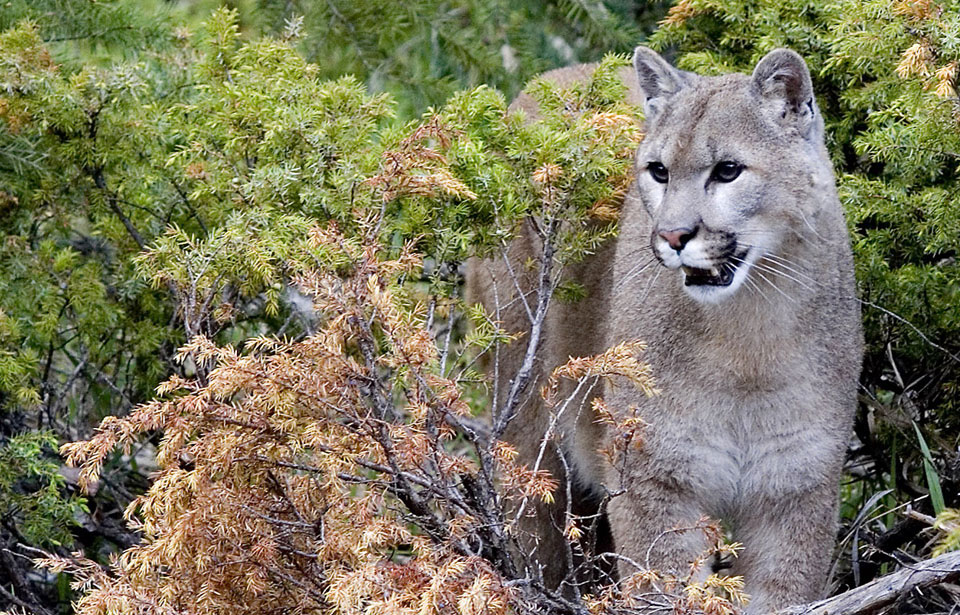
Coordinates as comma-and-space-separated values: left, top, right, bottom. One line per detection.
607, 478, 713, 583
731, 486, 838, 614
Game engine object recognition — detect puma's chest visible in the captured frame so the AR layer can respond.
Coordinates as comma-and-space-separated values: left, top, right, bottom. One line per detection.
631, 371, 842, 515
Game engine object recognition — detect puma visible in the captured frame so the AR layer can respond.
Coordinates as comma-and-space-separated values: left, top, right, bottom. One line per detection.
468, 47, 862, 613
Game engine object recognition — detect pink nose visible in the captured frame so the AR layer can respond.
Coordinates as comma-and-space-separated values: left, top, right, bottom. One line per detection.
658, 228, 695, 251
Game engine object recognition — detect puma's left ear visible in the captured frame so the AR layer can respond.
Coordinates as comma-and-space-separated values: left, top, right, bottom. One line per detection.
752, 48, 821, 139
633, 46, 691, 122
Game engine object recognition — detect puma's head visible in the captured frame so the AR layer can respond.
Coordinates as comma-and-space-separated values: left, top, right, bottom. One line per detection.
632, 47, 831, 304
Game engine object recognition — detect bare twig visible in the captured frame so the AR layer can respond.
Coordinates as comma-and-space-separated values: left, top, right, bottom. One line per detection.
90, 166, 146, 250
860, 299, 960, 365
493, 217, 561, 439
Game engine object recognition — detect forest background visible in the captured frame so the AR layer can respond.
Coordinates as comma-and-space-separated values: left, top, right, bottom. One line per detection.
1, 0, 960, 613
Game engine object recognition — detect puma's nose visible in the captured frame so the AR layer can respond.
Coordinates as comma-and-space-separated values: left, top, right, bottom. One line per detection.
658, 227, 696, 251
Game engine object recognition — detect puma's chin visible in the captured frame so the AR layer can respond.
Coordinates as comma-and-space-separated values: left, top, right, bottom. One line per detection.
680, 248, 755, 304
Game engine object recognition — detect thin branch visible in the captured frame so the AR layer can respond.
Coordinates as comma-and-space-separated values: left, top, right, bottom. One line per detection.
493, 217, 560, 439
0, 581, 54, 615
860, 298, 960, 365
498, 245, 535, 323
170, 181, 208, 234
90, 166, 146, 249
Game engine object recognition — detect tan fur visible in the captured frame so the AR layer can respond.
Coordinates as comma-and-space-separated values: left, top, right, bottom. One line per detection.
468, 49, 862, 613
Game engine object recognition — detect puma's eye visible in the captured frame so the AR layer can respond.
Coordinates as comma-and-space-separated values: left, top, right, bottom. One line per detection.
710, 161, 744, 183
648, 161, 669, 184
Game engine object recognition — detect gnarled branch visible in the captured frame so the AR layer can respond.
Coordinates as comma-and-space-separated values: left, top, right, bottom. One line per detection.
779, 551, 960, 615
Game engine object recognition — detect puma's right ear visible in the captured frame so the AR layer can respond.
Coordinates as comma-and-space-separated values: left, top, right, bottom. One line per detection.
633, 46, 690, 121
752, 48, 821, 139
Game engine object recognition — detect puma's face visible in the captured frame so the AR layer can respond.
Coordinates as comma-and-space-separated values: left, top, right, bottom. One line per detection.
632, 48, 827, 304
635, 81, 781, 305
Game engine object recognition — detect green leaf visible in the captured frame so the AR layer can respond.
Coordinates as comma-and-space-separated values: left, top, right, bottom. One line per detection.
913, 421, 945, 516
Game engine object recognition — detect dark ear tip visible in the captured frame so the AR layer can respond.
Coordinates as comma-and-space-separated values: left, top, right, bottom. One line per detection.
632, 45, 661, 68
755, 48, 810, 76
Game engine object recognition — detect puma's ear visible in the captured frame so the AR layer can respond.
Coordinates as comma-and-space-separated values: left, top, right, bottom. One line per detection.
752, 48, 821, 139
633, 46, 690, 121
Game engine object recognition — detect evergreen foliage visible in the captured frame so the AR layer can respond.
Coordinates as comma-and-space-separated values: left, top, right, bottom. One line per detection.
0, 3, 656, 610
0, 431, 84, 547
0, 0, 171, 57
245, 0, 667, 118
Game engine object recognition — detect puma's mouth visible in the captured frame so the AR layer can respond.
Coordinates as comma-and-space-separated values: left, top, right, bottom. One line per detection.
682, 264, 735, 287
680, 250, 749, 287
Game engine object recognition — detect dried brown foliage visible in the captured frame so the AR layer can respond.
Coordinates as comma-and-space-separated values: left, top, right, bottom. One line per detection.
585, 517, 747, 615
43, 258, 746, 612
659, 0, 702, 27
51, 220, 562, 614
364, 116, 478, 203
41, 218, 744, 615
46, 210, 739, 615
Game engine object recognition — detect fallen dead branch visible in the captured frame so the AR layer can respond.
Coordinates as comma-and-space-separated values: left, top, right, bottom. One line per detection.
780, 550, 960, 615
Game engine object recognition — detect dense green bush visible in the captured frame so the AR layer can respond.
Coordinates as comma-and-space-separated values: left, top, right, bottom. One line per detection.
0, 2, 653, 611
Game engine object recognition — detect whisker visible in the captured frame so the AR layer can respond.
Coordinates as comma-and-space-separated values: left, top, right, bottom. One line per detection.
759, 259, 820, 289
743, 275, 773, 305
748, 260, 816, 291
615, 256, 658, 291
636, 267, 663, 308
612, 241, 655, 263
753, 268, 797, 304
757, 250, 814, 273
733, 241, 815, 274
796, 209, 825, 241
733, 246, 822, 289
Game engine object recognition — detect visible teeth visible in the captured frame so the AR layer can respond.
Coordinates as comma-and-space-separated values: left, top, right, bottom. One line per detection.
709, 267, 720, 276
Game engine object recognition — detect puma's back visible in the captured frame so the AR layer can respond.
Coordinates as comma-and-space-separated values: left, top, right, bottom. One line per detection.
469, 48, 861, 613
